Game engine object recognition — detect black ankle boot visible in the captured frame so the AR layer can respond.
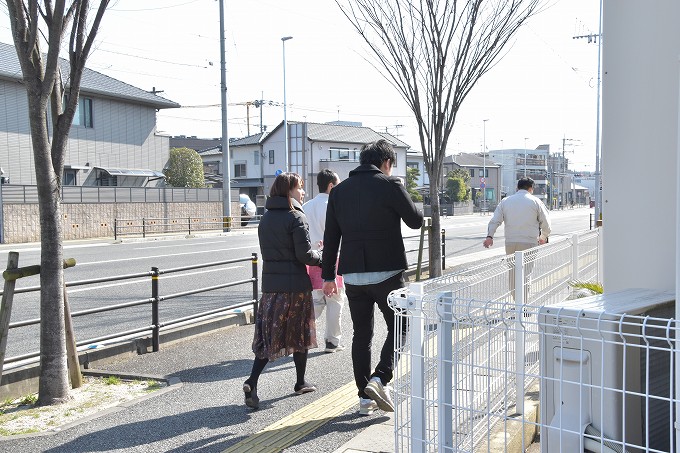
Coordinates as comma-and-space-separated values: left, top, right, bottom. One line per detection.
243, 382, 259, 409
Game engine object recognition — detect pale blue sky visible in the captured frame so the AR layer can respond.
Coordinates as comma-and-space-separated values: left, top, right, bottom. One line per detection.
0, 0, 600, 170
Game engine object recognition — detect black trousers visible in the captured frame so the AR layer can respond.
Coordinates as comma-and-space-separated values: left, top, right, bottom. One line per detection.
345, 272, 406, 398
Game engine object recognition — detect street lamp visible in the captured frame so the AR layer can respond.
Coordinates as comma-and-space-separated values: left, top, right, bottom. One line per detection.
523, 137, 529, 177
281, 36, 293, 172
482, 119, 489, 213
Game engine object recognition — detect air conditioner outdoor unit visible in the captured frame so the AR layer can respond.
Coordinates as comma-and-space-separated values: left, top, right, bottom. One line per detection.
539, 288, 674, 453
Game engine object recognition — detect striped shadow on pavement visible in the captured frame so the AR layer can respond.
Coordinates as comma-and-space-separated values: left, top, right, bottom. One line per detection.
223, 381, 357, 453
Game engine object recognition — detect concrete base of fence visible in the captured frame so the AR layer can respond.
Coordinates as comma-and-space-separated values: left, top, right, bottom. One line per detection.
476, 382, 540, 453
0, 310, 253, 400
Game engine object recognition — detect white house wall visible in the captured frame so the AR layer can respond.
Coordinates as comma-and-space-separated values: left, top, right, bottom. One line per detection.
0, 79, 169, 185
230, 144, 262, 179
601, 0, 679, 292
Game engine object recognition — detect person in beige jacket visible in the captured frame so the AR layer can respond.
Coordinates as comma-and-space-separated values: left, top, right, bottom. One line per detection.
483, 177, 551, 254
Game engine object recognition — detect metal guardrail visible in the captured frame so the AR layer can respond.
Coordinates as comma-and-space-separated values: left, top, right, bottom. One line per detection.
113, 215, 262, 239
2, 254, 259, 366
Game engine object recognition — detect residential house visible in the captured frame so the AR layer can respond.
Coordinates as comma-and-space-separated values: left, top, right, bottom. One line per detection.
260, 121, 409, 198
406, 149, 430, 191
169, 132, 266, 201
488, 146, 550, 205
442, 153, 502, 207
0, 41, 180, 187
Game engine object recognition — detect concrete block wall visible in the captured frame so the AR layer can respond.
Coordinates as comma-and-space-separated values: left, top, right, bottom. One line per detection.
2, 201, 239, 243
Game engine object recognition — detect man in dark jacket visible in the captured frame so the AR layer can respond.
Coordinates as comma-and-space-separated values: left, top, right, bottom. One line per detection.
321, 139, 423, 416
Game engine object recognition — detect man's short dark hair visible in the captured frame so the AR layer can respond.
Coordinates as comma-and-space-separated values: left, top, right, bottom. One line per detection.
517, 177, 534, 191
317, 169, 338, 193
359, 139, 396, 168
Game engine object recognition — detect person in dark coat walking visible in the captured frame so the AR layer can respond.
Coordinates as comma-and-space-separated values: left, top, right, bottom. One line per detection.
243, 172, 322, 409
321, 139, 423, 415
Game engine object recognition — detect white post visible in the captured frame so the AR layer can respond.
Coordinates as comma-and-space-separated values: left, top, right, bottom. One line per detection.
438, 292, 453, 452
572, 234, 580, 281
406, 282, 426, 452
674, 54, 680, 452
515, 251, 526, 415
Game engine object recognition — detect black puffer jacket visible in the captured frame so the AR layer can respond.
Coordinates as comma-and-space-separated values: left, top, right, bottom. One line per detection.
258, 196, 321, 293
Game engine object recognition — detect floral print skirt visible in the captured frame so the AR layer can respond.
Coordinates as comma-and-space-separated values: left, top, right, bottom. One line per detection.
252, 291, 318, 360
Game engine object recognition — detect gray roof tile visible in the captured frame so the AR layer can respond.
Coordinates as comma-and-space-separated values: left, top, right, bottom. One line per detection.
0, 41, 179, 109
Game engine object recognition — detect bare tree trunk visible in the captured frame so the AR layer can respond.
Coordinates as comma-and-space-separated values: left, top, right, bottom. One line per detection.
428, 184, 442, 278
37, 195, 68, 404
25, 93, 69, 405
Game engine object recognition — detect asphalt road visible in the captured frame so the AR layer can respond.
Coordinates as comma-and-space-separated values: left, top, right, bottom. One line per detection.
0, 207, 592, 363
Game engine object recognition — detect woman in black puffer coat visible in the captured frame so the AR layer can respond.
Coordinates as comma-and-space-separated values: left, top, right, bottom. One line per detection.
243, 172, 322, 409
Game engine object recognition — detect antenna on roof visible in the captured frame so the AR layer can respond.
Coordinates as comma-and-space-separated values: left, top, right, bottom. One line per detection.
149, 87, 164, 95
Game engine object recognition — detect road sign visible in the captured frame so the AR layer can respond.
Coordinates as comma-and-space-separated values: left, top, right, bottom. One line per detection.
275, 169, 283, 176
480, 182, 486, 189
480, 177, 486, 184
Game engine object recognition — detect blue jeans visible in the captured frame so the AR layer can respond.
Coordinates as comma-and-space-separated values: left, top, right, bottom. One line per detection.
345, 272, 406, 398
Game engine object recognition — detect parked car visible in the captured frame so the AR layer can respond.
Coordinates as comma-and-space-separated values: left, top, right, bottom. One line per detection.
239, 194, 256, 226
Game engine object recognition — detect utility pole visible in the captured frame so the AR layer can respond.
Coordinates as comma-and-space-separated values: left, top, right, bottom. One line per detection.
560, 137, 580, 209
218, 0, 231, 230
573, 0, 603, 220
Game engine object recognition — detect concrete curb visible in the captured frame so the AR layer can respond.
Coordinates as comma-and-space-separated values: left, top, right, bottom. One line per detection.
0, 310, 251, 400
0, 371, 183, 441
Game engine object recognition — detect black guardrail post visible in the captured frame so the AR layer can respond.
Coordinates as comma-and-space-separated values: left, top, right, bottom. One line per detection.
188, 216, 192, 236
114, 219, 118, 241
251, 253, 258, 320
590, 213, 593, 230
142, 218, 146, 239
441, 229, 446, 270
151, 267, 160, 352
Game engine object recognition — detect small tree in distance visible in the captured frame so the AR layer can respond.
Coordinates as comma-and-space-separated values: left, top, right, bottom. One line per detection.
448, 168, 472, 201
165, 147, 206, 188
336, 0, 542, 276
446, 176, 467, 202
406, 166, 422, 202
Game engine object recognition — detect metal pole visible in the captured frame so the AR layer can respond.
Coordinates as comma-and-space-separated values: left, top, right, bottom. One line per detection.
151, 267, 160, 352
524, 137, 529, 177
514, 250, 526, 415
282, 36, 293, 172
219, 0, 232, 231
441, 229, 446, 270
594, 0, 603, 222
483, 119, 489, 213
251, 253, 259, 320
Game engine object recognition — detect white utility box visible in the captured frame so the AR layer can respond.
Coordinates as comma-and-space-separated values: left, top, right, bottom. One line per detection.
539, 288, 674, 453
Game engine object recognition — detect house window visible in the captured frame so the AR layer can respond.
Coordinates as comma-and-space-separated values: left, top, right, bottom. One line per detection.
469, 169, 475, 177
479, 168, 488, 177
63, 169, 77, 186
254, 150, 260, 165
234, 162, 246, 178
407, 162, 419, 170
71, 97, 93, 128
269, 150, 274, 164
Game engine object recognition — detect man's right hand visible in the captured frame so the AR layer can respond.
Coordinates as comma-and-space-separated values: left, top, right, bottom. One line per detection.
322, 281, 338, 297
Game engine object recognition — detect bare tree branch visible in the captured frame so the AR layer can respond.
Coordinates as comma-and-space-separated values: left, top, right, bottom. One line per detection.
336, 0, 542, 276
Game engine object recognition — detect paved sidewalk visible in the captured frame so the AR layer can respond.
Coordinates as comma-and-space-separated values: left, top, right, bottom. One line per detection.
0, 313, 395, 452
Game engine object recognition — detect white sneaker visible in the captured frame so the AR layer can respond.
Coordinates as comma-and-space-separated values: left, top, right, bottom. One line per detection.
364, 377, 394, 412
359, 397, 378, 415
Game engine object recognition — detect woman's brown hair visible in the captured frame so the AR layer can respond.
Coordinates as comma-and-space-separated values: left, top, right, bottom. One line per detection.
270, 172, 303, 210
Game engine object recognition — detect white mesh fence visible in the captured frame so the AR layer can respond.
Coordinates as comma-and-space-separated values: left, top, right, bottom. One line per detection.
388, 230, 621, 452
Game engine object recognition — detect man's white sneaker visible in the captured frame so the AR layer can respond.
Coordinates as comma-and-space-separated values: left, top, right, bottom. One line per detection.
359, 397, 378, 416
364, 377, 394, 412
